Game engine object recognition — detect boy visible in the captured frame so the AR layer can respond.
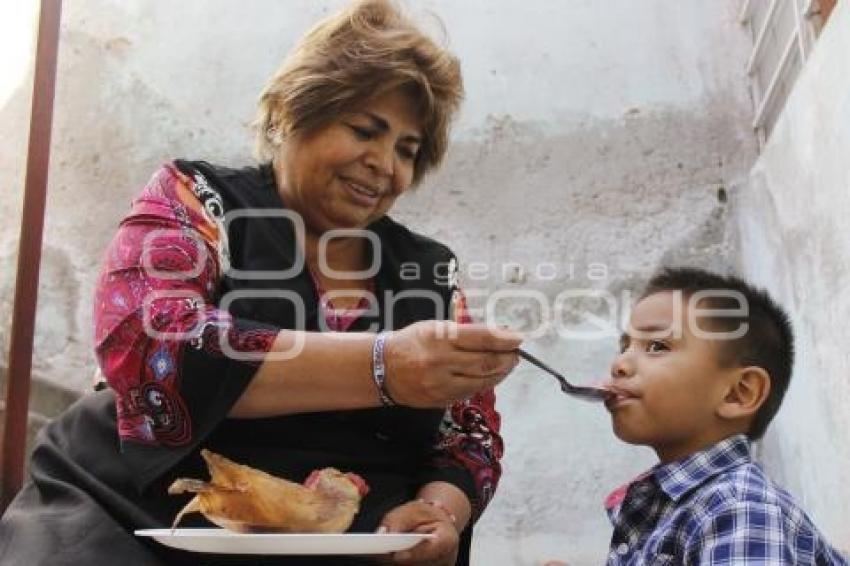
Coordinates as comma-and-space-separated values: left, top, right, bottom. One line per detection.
603, 267, 847, 565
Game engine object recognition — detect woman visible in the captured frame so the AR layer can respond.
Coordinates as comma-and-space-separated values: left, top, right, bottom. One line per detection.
0, 1, 520, 565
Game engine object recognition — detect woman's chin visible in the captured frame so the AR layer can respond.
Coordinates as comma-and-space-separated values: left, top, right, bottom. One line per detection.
314, 209, 374, 232
334, 201, 384, 227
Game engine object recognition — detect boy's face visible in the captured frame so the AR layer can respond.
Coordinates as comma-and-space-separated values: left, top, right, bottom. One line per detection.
605, 291, 738, 462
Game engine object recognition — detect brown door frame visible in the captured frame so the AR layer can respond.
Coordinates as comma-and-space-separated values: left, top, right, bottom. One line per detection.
1, 0, 63, 513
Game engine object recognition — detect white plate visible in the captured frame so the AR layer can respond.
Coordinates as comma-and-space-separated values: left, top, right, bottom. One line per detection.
135, 529, 433, 555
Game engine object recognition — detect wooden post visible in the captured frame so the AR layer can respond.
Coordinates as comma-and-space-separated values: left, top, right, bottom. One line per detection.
1, 0, 63, 512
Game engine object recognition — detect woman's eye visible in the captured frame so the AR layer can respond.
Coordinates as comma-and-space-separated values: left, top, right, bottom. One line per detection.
349, 125, 373, 140
647, 340, 669, 353
397, 146, 417, 161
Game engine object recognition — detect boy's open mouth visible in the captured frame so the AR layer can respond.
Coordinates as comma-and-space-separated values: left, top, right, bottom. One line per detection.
604, 386, 639, 410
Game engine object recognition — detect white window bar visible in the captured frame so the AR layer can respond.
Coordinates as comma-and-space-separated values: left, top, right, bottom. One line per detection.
746, 0, 781, 75
791, 0, 811, 59
752, 28, 799, 129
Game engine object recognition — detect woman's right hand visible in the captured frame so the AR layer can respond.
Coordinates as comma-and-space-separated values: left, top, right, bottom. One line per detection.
383, 321, 523, 408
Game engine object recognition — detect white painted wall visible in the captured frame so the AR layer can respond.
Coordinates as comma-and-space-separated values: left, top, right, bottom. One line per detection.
737, 0, 850, 553
1, 1, 759, 564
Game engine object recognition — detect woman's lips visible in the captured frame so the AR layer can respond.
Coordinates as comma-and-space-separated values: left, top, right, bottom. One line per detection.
340, 176, 381, 207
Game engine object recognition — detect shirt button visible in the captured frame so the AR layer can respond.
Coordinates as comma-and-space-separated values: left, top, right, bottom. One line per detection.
617, 543, 629, 555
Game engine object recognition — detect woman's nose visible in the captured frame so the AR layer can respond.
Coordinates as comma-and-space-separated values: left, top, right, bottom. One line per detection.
364, 143, 394, 178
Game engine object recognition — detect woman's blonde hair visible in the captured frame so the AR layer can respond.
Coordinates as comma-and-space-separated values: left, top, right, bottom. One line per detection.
254, 0, 463, 186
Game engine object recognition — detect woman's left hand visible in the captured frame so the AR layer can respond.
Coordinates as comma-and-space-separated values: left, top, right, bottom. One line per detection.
378, 500, 460, 565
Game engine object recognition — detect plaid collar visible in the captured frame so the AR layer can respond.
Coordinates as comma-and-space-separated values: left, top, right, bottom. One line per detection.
650, 434, 752, 502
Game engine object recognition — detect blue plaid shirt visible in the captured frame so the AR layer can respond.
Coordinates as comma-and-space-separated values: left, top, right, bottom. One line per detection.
605, 435, 848, 565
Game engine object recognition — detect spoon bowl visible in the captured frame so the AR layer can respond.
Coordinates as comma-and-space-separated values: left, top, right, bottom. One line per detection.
517, 348, 611, 402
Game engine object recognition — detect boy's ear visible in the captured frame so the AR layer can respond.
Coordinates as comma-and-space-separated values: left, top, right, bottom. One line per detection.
717, 366, 771, 421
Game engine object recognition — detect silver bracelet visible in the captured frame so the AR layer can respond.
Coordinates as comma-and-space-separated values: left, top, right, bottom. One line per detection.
372, 331, 396, 407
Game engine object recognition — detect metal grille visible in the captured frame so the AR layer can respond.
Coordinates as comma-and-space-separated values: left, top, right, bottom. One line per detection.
739, 0, 826, 145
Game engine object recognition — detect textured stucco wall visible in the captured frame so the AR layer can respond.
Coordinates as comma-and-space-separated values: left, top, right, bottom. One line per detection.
1, 1, 757, 563
737, 0, 850, 552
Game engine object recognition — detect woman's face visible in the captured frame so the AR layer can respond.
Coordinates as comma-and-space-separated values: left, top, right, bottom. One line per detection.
274, 88, 423, 233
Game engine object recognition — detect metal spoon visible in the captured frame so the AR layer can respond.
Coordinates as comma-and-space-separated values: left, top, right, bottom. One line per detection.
517, 348, 612, 402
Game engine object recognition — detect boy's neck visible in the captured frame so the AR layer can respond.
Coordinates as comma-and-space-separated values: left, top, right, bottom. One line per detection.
653, 428, 748, 464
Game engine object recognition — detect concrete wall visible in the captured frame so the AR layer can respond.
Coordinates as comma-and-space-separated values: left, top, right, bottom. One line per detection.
1, 1, 757, 563
737, 0, 850, 552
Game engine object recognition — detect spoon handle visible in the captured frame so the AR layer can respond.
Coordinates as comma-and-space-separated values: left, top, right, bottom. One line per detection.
516, 348, 573, 391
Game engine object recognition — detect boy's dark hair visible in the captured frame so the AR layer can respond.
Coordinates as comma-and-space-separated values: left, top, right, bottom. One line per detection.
641, 267, 794, 440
